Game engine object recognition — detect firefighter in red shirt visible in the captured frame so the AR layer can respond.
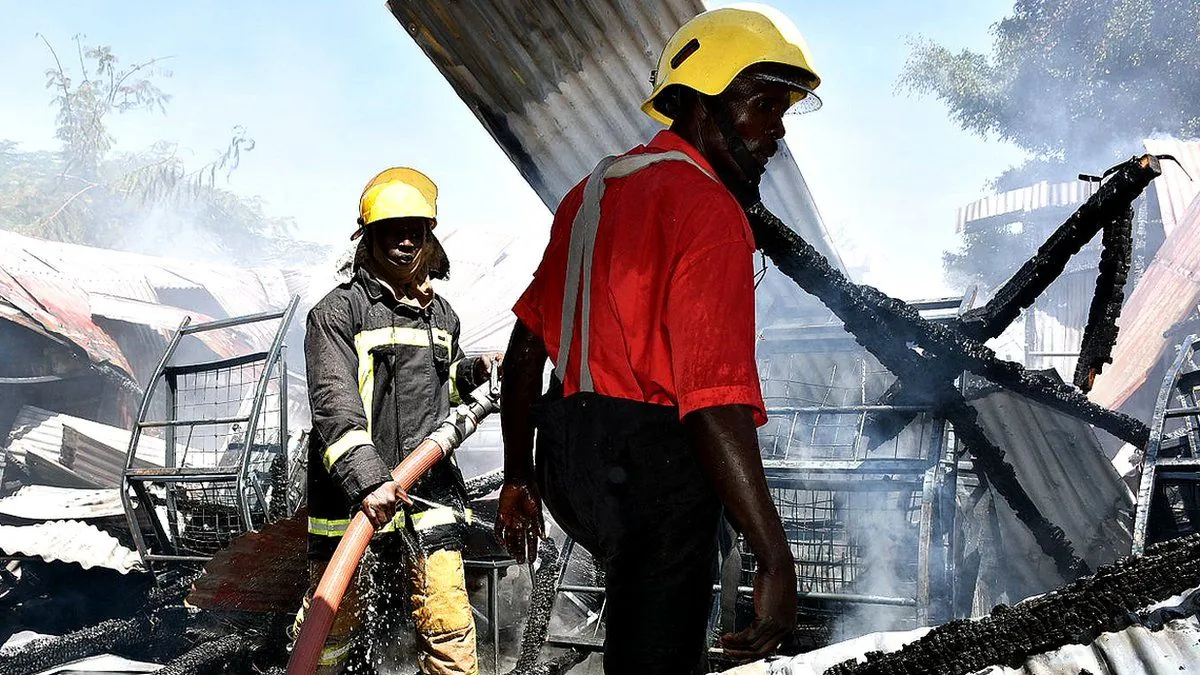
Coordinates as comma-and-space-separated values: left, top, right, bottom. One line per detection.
495, 5, 822, 673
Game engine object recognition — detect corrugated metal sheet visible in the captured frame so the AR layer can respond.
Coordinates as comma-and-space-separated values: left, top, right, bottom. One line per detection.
956, 179, 1100, 232
964, 387, 1133, 607
957, 139, 1200, 234
0, 520, 144, 573
0, 250, 134, 377
34, 654, 163, 674
88, 293, 248, 358
735, 612, 1200, 674
1025, 270, 1094, 383
436, 224, 549, 352
0, 485, 124, 521
388, 0, 844, 272
5, 405, 165, 485
1090, 195, 1200, 409
0, 230, 296, 375
1142, 138, 1200, 237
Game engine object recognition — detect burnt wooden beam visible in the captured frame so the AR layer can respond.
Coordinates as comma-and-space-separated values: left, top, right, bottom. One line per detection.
747, 203, 1091, 579
1075, 205, 1134, 391
868, 155, 1162, 446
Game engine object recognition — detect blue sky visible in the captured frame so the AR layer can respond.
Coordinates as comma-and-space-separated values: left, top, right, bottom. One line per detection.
0, 1, 1025, 299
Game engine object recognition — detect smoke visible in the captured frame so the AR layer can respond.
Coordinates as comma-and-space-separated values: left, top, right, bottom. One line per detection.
829, 489, 921, 642
118, 203, 226, 265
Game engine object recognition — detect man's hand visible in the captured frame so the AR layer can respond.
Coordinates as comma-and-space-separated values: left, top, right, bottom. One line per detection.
719, 556, 797, 660
360, 480, 412, 529
473, 352, 504, 383
495, 481, 544, 564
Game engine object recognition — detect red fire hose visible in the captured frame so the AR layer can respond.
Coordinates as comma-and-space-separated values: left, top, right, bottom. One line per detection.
286, 376, 500, 674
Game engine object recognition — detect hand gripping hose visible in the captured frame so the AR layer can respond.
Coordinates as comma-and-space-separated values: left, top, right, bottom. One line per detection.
286, 372, 501, 674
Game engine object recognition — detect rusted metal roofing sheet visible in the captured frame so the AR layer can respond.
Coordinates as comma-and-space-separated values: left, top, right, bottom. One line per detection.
0, 485, 124, 521
88, 293, 248, 358
1090, 195, 1200, 409
1143, 138, 1200, 237
0, 230, 295, 372
388, 0, 843, 270
0, 258, 134, 378
0, 520, 144, 574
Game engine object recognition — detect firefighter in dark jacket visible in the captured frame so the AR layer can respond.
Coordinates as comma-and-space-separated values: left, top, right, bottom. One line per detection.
294, 167, 498, 674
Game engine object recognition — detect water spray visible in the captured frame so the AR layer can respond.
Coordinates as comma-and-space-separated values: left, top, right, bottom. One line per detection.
286, 372, 501, 674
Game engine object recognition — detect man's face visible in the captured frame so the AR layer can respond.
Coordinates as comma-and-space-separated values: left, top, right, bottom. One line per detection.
706, 74, 793, 184
370, 217, 430, 282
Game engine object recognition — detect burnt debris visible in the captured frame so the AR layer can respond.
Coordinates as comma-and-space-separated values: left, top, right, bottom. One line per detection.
865, 155, 1162, 444
824, 533, 1200, 675
737, 155, 1165, 581
749, 202, 1090, 579
1075, 205, 1134, 392
508, 537, 563, 675
0, 606, 189, 675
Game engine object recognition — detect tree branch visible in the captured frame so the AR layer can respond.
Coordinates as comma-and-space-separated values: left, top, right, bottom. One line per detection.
34, 183, 101, 230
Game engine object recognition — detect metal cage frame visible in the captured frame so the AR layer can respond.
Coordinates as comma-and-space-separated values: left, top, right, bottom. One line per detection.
121, 297, 300, 566
1132, 333, 1200, 555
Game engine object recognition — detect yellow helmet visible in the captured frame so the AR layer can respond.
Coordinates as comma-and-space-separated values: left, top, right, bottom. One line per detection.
642, 3, 822, 126
355, 167, 437, 238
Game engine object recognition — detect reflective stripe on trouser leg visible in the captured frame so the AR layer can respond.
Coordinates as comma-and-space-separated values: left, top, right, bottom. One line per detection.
290, 559, 364, 673
408, 549, 478, 675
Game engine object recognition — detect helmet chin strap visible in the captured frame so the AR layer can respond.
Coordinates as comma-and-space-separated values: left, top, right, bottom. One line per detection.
700, 93, 764, 208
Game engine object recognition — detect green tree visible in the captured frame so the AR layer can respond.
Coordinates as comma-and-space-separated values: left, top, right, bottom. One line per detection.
899, 0, 1200, 290
0, 36, 327, 266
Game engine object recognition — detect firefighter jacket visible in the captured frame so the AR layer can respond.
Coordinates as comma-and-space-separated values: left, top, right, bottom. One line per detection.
305, 266, 485, 559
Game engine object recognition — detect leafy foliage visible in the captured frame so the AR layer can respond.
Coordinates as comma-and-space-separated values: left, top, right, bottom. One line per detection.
899, 0, 1200, 289
0, 36, 326, 266
901, 0, 1200, 163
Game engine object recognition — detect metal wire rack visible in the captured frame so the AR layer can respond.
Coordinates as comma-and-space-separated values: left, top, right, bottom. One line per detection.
1133, 333, 1200, 554
122, 297, 301, 566
738, 485, 922, 598
721, 298, 966, 638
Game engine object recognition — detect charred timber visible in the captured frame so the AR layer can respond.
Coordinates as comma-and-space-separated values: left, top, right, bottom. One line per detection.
958, 155, 1160, 339
747, 203, 1091, 578
465, 468, 506, 500
825, 533, 1200, 675
868, 155, 1161, 443
508, 537, 562, 675
156, 633, 262, 675
1075, 206, 1134, 391
0, 606, 188, 675
745, 203, 1149, 448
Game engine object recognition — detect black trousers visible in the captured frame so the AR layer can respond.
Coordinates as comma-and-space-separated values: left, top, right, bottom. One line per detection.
534, 392, 721, 675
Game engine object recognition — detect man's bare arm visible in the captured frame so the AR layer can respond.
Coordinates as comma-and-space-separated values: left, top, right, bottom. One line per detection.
685, 404, 796, 659
496, 319, 548, 563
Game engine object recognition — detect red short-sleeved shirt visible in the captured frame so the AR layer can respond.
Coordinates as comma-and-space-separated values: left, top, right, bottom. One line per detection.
513, 130, 766, 426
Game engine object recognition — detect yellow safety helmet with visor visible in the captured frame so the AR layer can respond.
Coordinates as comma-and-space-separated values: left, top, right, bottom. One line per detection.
642, 3, 822, 126
354, 167, 438, 239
